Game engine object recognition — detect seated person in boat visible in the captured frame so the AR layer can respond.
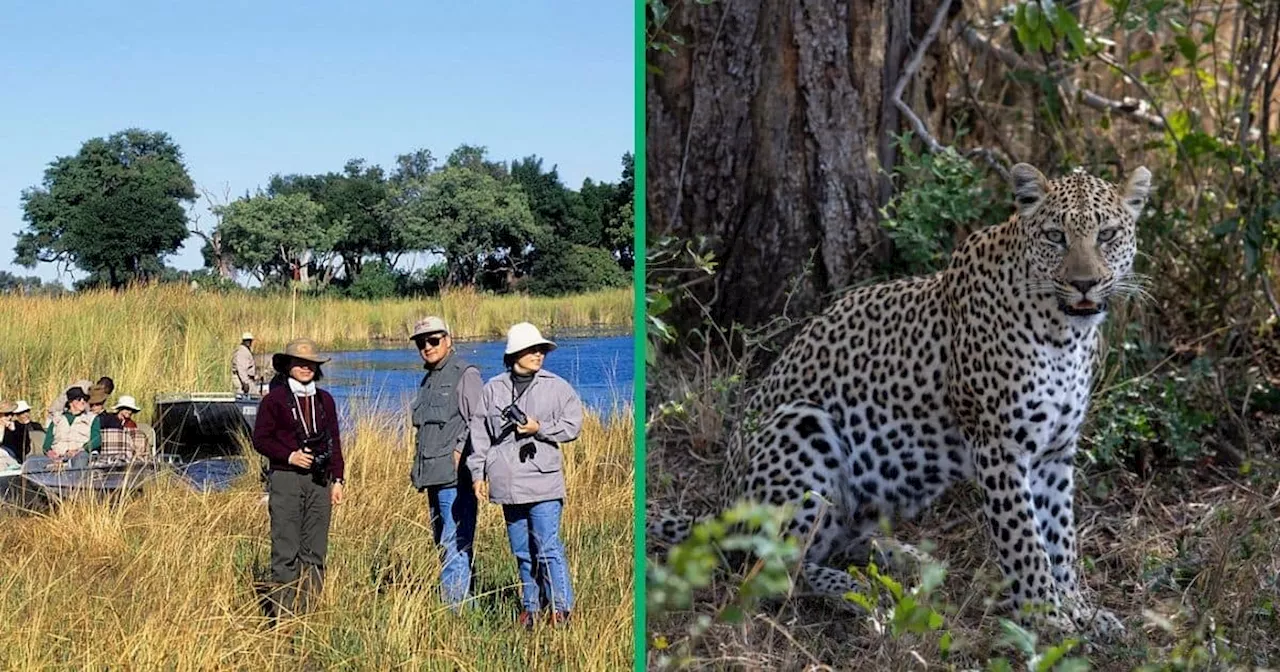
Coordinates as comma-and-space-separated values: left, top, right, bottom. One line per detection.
27, 387, 101, 470
99, 396, 149, 459
87, 386, 109, 418
0, 401, 38, 464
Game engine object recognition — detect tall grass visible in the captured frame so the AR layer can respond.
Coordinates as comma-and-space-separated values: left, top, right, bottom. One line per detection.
0, 284, 632, 417
0, 410, 634, 670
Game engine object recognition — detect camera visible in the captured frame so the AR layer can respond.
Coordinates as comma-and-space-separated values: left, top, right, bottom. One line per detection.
501, 404, 528, 427
299, 430, 332, 474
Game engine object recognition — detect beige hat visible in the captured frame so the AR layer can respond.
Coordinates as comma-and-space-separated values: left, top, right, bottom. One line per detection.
504, 322, 557, 355
272, 338, 331, 371
0, 401, 15, 414
241, 331, 255, 341
88, 386, 109, 406
410, 316, 450, 340
12, 401, 31, 414
113, 395, 141, 412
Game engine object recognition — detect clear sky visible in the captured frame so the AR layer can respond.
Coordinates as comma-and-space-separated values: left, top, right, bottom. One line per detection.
0, 0, 633, 283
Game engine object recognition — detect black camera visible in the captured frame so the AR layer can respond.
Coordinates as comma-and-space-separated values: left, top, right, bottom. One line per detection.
299, 430, 332, 474
501, 404, 528, 427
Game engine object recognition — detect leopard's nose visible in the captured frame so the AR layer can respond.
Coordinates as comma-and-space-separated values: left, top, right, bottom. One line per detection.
1068, 278, 1098, 295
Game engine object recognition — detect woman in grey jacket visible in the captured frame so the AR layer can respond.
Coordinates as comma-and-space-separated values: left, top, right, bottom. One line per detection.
468, 322, 583, 629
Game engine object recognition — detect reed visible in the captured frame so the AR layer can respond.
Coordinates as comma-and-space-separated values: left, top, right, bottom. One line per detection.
0, 284, 632, 418
0, 410, 634, 670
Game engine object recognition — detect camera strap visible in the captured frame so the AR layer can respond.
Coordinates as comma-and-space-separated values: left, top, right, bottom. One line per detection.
289, 391, 320, 438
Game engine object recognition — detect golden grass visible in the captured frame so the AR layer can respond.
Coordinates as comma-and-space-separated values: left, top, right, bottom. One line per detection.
0, 283, 632, 418
0, 410, 634, 671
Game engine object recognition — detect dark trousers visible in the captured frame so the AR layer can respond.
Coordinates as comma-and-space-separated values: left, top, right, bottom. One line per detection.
267, 469, 332, 619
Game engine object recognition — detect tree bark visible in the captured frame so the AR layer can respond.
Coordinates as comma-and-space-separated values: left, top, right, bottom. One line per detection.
647, 0, 949, 331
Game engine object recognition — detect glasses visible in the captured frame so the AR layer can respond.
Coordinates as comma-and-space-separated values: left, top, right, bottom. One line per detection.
417, 335, 446, 348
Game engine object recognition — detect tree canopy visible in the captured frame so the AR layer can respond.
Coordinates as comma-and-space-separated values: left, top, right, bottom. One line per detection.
15, 129, 196, 288
13, 132, 633, 296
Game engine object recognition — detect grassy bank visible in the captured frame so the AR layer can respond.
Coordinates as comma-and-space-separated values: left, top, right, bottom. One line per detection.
0, 410, 634, 670
0, 284, 631, 415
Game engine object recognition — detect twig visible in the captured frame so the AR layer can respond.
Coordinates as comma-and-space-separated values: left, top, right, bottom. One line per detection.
960, 24, 1168, 131
891, 0, 955, 156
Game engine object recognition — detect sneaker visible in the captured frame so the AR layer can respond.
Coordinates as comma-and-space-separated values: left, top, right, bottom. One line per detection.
517, 611, 537, 631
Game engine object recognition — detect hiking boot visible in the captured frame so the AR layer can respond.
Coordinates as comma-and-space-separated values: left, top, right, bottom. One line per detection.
549, 611, 571, 628
517, 611, 537, 631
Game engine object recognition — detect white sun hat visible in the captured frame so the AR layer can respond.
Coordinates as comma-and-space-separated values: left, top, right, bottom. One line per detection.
113, 395, 142, 412
11, 401, 31, 414
504, 322, 557, 355
241, 332, 255, 341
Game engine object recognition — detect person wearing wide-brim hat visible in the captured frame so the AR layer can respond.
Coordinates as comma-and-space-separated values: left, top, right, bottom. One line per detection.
0, 401, 37, 463
252, 337, 347, 621
468, 322, 584, 629
100, 395, 142, 430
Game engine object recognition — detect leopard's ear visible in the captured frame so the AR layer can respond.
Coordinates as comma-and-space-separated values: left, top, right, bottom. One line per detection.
1010, 163, 1048, 217
1121, 166, 1152, 218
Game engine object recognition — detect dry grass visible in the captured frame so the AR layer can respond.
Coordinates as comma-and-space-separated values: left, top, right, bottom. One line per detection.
0, 410, 634, 671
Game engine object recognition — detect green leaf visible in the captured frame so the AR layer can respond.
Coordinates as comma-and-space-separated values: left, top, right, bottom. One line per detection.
1211, 217, 1239, 237
998, 619, 1038, 656
719, 604, 745, 624
1166, 109, 1192, 141
1056, 6, 1087, 56
1025, 2, 1042, 33
1175, 34, 1198, 63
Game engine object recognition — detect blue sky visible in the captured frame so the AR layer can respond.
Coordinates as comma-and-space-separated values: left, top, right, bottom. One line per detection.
0, 1, 633, 283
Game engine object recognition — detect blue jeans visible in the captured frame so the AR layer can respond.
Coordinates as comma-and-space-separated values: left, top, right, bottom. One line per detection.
427, 476, 477, 608
503, 499, 573, 614
24, 451, 89, 472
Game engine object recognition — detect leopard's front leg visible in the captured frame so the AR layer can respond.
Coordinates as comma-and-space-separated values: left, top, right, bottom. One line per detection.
972, 437, 1074, 633
1030, 449, 1124, 638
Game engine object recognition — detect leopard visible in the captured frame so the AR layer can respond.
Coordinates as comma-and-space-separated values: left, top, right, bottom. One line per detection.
649, 163, 1152, 638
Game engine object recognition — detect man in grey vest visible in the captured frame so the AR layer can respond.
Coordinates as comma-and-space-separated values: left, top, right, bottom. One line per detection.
409, 316, 483, 609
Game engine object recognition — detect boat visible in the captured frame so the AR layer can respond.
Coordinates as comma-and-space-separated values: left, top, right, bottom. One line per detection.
5, 392, 261, 504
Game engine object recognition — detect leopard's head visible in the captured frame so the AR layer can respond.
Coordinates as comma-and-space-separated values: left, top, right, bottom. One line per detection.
1010, 163, 1151, 322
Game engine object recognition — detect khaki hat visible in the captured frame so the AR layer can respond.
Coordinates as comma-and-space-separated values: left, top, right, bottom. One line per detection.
241, 332, 255, 341
504, 322, 557, 355
88, 386, 109, 405
272, 338, 331, 371
113, 395, 141, 412
0, 401, 15, 414
12, 401, 31, 414
410, 316, 450, 340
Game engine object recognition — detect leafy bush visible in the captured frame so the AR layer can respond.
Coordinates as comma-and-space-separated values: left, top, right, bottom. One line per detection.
879, 135, 1011, 276
522, 241, 628, 296
344, 260, 401, 300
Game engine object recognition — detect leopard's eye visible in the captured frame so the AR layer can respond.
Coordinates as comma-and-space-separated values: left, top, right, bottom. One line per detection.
1045, 229, 1066, 245
1097, 227, 1119, 243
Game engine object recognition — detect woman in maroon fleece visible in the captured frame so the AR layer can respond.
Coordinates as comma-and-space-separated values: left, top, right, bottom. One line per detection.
253, 337, 346, 620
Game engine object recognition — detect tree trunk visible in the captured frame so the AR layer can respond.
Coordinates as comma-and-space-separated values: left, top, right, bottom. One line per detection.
647, 0, 950, 331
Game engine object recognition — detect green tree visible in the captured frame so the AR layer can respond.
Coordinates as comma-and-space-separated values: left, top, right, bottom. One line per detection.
15, 129, 196, 288
214, 192, 344, 286
511, 155, 579, 241
268, 159, 396, 280
522, 240, 629, 296
605, 152, 635, 269
397, 163, 540, 288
